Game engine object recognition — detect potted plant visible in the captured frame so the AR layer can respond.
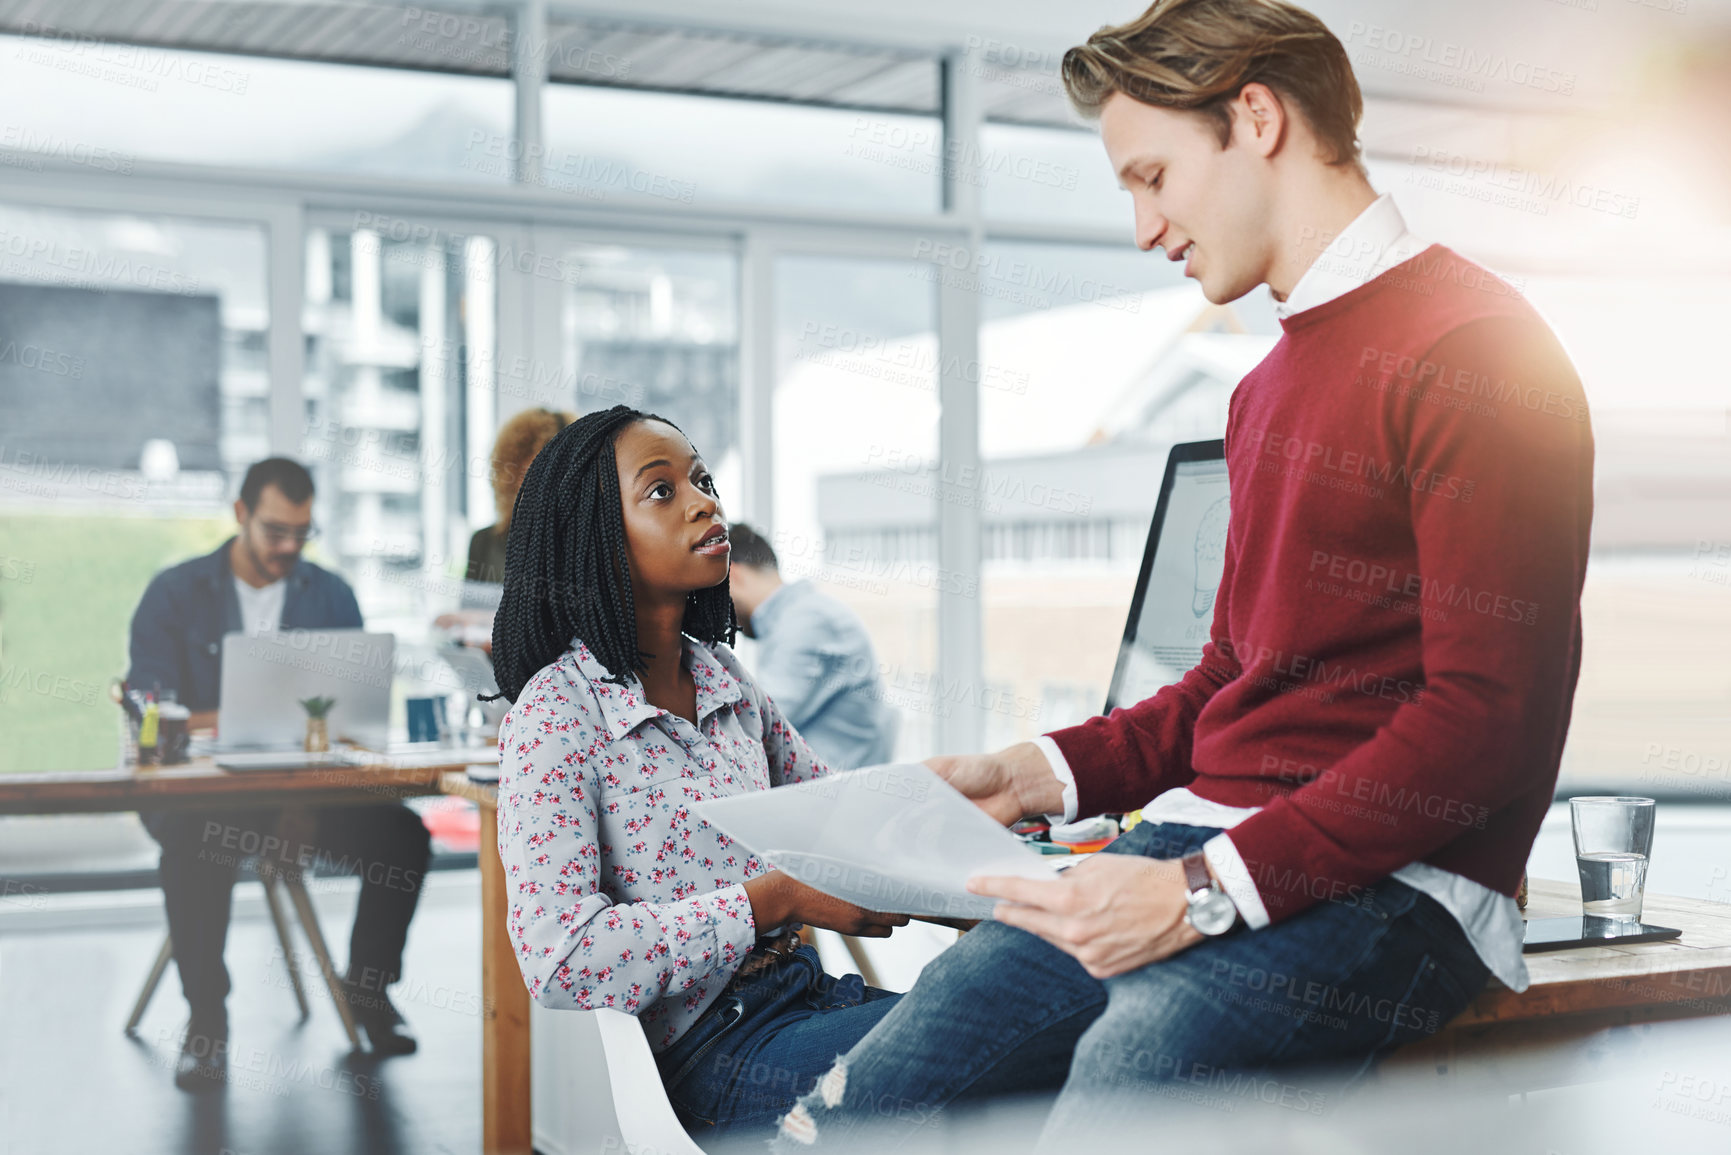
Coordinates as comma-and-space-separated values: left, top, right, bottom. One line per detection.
299, 696, 337, 753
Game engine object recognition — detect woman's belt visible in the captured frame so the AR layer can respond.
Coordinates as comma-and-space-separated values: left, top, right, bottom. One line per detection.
731, 927, 803, 980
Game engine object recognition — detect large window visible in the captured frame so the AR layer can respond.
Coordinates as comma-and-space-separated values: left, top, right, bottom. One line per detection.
556, 242, 740, 493
770, 254, 940, 760
979, 123, 1126, 225
1518, 276, 1731, 798
299, 222, 498, 643
970, 241, 1273, 748
1366, 150, 1731, 798
0, 203, 267, 771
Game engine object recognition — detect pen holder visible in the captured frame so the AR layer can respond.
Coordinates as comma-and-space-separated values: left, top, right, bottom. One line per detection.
119, 711, 140, 768
157, 703, 191, 765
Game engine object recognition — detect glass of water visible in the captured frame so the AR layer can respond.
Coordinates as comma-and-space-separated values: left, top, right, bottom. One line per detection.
1569, 796, 1656, 918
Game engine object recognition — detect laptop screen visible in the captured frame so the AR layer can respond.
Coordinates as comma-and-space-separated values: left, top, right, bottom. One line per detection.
1104, 441, 1229, 713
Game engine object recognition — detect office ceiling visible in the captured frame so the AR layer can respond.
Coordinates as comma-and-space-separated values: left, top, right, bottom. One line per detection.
0, 1, 1021, 121
0, 0, 1721, 160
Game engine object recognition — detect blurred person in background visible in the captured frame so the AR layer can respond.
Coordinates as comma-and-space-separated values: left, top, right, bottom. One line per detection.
128, 457, 432, 1091
464, 406, 574, 585
727, 524, 896, 769
437, 407, 574, 655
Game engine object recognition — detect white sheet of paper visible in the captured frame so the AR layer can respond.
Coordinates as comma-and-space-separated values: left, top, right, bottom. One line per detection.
692, 763, 1059, 920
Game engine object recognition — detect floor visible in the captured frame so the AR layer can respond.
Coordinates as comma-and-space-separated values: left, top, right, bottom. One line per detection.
0, 871, 485, 1155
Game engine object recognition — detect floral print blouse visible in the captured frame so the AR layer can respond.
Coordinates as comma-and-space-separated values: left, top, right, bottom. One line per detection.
496, 635, 832, 1051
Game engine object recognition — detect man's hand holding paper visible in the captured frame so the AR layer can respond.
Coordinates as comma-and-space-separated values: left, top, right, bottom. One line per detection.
927, 741, 1203, 977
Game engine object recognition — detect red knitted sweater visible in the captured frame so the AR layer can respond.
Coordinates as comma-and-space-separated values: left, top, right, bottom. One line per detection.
1050, 246, 1594, 922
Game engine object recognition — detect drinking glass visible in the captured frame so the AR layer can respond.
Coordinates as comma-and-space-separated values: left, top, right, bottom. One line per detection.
1569, 796, 1656, 918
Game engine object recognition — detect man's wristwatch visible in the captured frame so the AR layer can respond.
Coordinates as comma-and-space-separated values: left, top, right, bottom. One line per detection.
1180, 849, 1239, 936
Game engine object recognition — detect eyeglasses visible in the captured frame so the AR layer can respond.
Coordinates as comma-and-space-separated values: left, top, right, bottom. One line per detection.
258, 522, 318, 545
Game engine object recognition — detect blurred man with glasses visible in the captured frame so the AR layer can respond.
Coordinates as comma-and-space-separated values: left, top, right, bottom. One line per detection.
127, 458, 432, 1091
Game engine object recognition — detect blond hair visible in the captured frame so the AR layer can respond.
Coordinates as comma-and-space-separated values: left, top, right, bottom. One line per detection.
490, 408, 574, 533
1061, 0, 1363, 167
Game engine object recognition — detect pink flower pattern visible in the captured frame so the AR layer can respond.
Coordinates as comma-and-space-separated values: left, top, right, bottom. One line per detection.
496, 637, 831, 1051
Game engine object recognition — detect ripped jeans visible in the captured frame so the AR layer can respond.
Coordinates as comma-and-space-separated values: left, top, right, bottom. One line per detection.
654, 942, 900, 1140
770, 822, 1490, 1150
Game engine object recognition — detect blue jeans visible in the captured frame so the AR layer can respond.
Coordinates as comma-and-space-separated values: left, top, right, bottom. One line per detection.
772, 822, 1490, 1149
655, 943, 901, 1139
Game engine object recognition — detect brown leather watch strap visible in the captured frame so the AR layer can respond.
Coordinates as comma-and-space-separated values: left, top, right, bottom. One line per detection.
1180, 849, 1213, 894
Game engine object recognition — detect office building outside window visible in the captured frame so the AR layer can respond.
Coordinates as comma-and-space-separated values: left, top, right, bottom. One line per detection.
300, 225, 497, 643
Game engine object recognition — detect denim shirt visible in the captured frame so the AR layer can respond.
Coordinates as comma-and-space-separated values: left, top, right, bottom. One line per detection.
749, 580, 894, 770
496, 636, 833, 1051
125, 537, 363, 711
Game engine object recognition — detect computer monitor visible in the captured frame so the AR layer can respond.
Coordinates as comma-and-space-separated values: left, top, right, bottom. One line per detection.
217, 629, 395, 750
1103, 440, 1230, 714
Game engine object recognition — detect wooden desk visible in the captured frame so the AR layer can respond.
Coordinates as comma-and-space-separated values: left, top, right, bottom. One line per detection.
0, 757, 448, 814
442, 772, 531, 1155
1393, 878, 1731, 1086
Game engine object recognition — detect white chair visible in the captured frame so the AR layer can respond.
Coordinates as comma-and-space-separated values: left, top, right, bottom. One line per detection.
531, 1001, 706, 1155
596, 1009, 708, 1155
533, 921, 957, 1155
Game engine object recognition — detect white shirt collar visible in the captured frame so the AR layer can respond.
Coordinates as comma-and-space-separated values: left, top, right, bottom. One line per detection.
1274, 194, 1428, 320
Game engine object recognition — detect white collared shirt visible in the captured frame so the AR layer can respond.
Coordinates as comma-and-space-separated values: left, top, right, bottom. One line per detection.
1273, 193, 1430, 319
1037, 195, 1529, 993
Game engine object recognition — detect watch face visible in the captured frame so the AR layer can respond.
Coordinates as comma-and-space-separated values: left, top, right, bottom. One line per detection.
1188, 891, 1237, 936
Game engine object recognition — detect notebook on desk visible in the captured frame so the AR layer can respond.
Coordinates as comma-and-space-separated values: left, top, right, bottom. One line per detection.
214, 749, 363, 772
357, 744, 500, 770
213, 745, 498, 773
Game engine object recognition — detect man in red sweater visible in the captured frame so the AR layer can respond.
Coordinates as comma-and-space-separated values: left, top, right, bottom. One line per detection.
772, 0, 1592, 1148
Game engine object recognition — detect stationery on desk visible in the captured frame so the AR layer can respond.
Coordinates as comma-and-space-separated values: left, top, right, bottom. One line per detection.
693, 763, 1058, 922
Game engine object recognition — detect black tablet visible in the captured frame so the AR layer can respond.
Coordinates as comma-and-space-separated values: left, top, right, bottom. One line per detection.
1522, 916, 1681, 953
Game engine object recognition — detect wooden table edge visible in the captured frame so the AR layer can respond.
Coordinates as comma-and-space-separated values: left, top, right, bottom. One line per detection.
441, 773, 530, 1155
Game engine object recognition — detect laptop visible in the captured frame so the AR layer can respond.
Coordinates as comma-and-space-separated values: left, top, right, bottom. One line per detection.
216, 629, 394, 753
1104, 440, 1230, 713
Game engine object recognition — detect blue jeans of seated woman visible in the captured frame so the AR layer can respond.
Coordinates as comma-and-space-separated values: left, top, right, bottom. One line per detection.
771, 822, 1491, 1151
655, 943, 901, 1139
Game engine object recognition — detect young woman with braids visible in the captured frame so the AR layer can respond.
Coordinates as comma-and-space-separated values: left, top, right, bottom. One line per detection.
488, 405, 907, 1138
